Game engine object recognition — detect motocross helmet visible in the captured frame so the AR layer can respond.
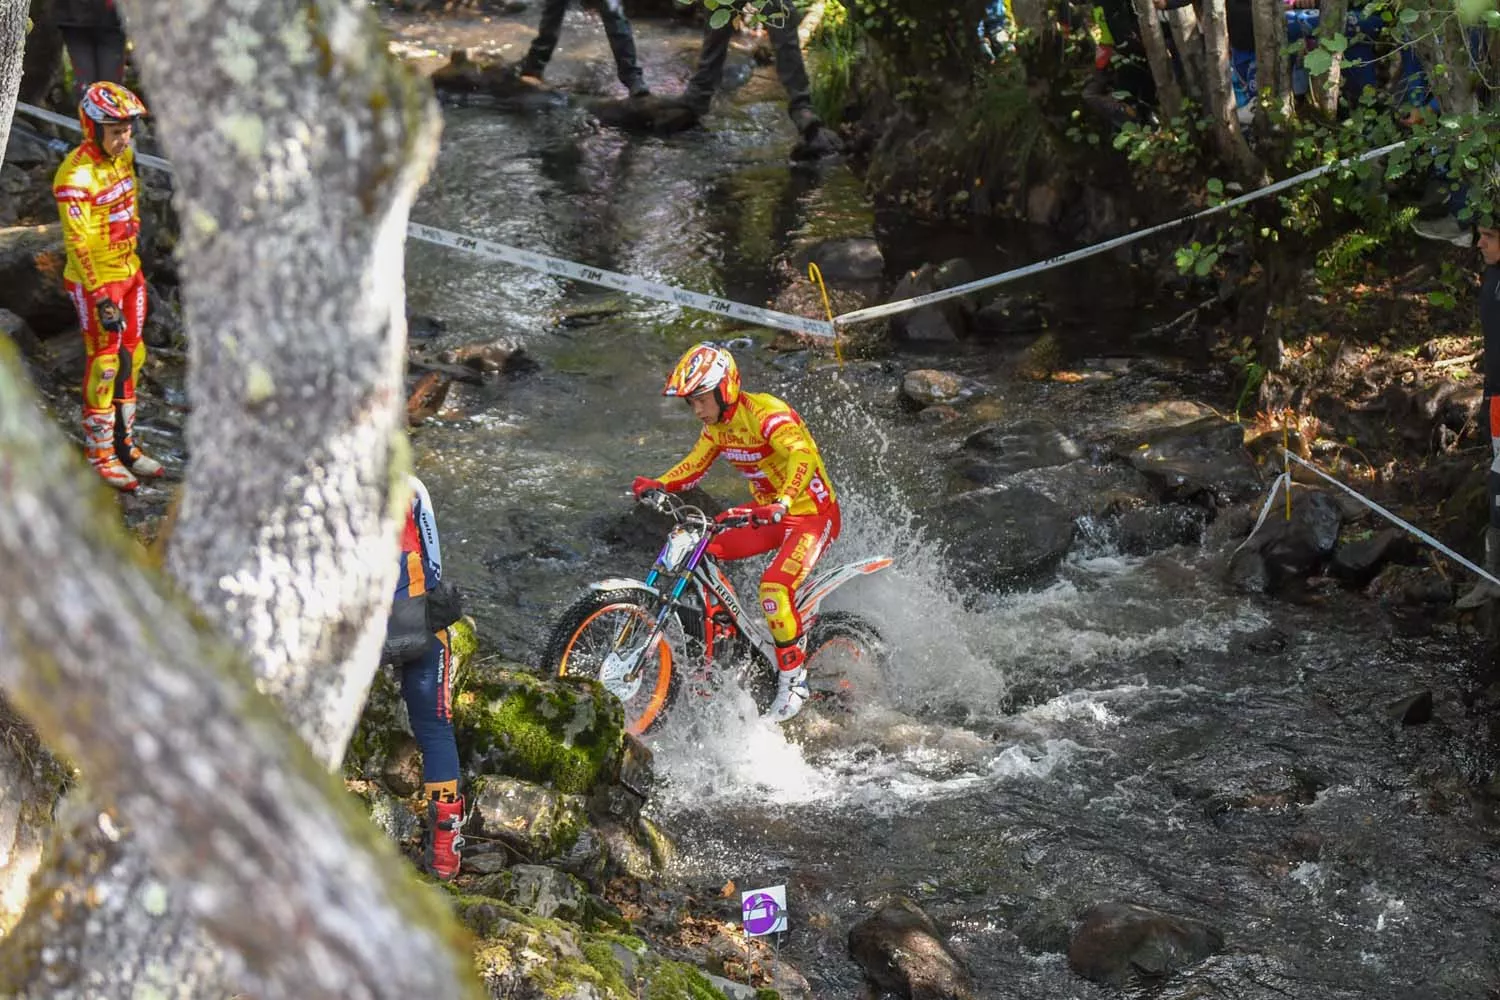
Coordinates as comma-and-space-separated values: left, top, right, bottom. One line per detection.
663, 343, 741, 419
79, 81, 146, 152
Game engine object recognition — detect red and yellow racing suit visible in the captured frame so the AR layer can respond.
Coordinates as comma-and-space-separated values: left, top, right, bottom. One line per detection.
53, 139, 145, 415
655, 391, 839, 647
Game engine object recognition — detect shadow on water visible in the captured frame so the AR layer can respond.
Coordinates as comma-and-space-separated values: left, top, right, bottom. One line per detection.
397, 20, 1500, 995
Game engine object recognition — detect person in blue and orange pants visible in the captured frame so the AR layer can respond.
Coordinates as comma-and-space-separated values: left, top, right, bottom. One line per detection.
388, 476, 465, 880
632, 343, 840, 723
1458, 222, 1500, 609
52, 80, 162, 491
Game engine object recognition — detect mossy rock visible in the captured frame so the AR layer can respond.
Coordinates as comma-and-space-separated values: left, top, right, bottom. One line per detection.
470, 775, 588, 860
455, 670, 626, 795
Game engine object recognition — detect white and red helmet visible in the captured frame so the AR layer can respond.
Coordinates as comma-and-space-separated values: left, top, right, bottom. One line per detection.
663, 343, 742, 414
79, 81, 146, 150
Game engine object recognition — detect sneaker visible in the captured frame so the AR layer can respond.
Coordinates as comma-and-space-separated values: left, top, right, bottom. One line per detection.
1411, 214, 1474, 247
424, 797, 465, 881
763, 665, 809, 724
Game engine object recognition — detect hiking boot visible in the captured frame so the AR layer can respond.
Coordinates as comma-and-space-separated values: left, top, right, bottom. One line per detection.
518, 60, 545, 84
1457, 525, 1500, 609
763, 643, 809, 724
115, 400, 165, 479
425, 796, 465, 881
1411, 214, 1473, 247
628, 78, 651, 99
83, 409, 138, 492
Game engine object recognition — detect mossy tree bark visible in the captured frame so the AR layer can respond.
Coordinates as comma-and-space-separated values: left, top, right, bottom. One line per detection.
1313, 0, 1347, 116
0, 0, 482, 997
0, 0, 26, 163
1200, 0, 1258, 181
1251, 0, 1292, 123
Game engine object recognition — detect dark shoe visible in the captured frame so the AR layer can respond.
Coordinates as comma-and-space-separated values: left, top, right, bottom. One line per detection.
793, 123, 844, 160
628, 79, 651, 99
518, 61, 545, 84
424, 797, 464, 881
681, 89, 712, 118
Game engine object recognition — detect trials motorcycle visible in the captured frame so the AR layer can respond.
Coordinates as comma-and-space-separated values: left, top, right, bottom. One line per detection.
542, 490, 893, 734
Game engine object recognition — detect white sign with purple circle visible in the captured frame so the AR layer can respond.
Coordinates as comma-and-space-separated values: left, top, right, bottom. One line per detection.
740, 884, 788, 937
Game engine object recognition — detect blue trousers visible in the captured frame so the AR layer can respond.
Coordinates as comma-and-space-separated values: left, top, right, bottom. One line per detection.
399, 629, 459, 786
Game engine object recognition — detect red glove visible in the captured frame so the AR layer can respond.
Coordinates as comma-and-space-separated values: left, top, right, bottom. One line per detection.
747, 500, 788, 525
715, 506, 754, 525
632, 476, 665, 499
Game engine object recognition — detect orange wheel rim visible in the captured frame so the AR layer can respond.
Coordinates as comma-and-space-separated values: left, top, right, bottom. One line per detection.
558, 602, 674, 735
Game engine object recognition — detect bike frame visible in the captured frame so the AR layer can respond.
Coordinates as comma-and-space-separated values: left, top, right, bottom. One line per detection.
592, 496, 892, 684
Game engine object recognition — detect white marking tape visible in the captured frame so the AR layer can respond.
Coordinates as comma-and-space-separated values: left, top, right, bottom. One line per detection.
832, 139, 1410, 329
1246, 451, 1500, 588
406, 223, 834, 338
14, 101, 834, 339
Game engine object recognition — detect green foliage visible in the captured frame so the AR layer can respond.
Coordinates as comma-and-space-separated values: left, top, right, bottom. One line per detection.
807, 0, 862, 126
1313, 205, 1418, 284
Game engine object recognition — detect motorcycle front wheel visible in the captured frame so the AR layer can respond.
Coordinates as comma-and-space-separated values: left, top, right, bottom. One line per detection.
542, 589, 681, 736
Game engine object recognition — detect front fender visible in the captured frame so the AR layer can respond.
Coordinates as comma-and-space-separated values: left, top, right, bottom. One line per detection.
587, 577, 661, 598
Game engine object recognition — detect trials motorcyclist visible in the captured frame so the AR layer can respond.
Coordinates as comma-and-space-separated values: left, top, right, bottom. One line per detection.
632, 343, 839, 723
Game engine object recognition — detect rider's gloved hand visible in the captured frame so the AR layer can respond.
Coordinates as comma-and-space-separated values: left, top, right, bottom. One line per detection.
746, 500, 788, 525
632, 476, 665, 499
715, 506, 754, 525
95, 298, 126, 334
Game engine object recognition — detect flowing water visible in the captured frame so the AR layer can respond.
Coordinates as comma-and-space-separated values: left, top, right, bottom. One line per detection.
397, 13, 1499, 997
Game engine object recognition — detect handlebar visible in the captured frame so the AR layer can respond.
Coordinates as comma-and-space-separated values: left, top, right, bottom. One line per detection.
638, 490, 755, 530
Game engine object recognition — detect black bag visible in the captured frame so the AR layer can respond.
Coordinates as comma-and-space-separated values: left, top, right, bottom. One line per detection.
381, 579, 465, 667
425, 578, 464, 632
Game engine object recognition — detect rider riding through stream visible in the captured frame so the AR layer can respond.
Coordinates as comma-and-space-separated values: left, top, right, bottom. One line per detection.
632, 343, 839, 723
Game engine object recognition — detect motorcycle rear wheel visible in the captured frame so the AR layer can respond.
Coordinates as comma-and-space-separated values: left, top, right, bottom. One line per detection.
542, 589, 681, 736
804, 610, 890, 714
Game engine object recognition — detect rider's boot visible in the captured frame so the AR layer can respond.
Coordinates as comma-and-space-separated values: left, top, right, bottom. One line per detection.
83, 409, 139, 492
764, 642, 810, 724
1457, 524, 1500, 609
115, 399, 165, 479
423, 786, 465, 881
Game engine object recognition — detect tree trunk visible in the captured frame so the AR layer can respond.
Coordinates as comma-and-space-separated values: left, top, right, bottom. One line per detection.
1250, 0, 1291, 122
1314, 0, 1347, 116
0, 0, 26, 165
0, 697, 62, 935
1201, 0, 1259, 180
0, 0, 477, 995
1164, 5, 1206, 104
1009, 0, 1049, 37
1413, 14, 1477, 115
0, 341, 481, 999
1131, 0, 1183, 119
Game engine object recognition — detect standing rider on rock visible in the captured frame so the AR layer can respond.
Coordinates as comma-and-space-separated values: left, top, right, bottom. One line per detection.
632, 343, 839, 723
53, 80, 162, 491
1458, 220, 1500, 608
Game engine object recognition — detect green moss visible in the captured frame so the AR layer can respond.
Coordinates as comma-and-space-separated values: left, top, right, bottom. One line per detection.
754, 991, 783, 1000
579, 937, 634, 997
461, 896, 642, 998
642, 958, 730, 1000
454, 671, 625, 794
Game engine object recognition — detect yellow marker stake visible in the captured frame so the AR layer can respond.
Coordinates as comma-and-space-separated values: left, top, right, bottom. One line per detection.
807, 262, 841, 366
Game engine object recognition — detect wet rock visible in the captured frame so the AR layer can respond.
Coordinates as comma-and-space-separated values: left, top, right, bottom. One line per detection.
1330, 528, 1416, 587
1227, 489, 1342, 594
455, 671, 626, 795
1115, 504, 1208, 556
1100, 400, 1217, 441
1387, 689, 1434, 726
1067, 901, 1223, 986
917, 404, 961, 425
0, 307, 41, 357
362, 787, 423, 847
1127, 415, 1261, 506
470, 775, 589, 861
588, 733, 653, 826
928, 486, 1076, 592
142, 282, 183, 349
847, 897, 975, 1000
407, 370, 454, 427
482, 864, 588, 921
1366, 563, 1454, 605
972, 293, 1047, 338
791, 123, 846, 161
2, 129, 55, 169
800, 236, 884, 285
437, 339, 536, 376
408, 312, 446, 339
429, 48, 524, 97
588, 95, 702, 135
901, 369, 965, 407
0, 223, 73, 334
597, 486, 724, 558
887, 260, 974, 344
961, 419, 1082, 475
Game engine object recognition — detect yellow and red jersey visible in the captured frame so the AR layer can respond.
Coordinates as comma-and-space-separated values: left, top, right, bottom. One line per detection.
657, 391, 837, 517
53, 141, 140, 298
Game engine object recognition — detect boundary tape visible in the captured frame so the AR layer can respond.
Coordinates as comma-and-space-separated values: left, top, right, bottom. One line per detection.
12, 101, 834, 339
1241, 449, 1500, 590
831, 139, 1410, 328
